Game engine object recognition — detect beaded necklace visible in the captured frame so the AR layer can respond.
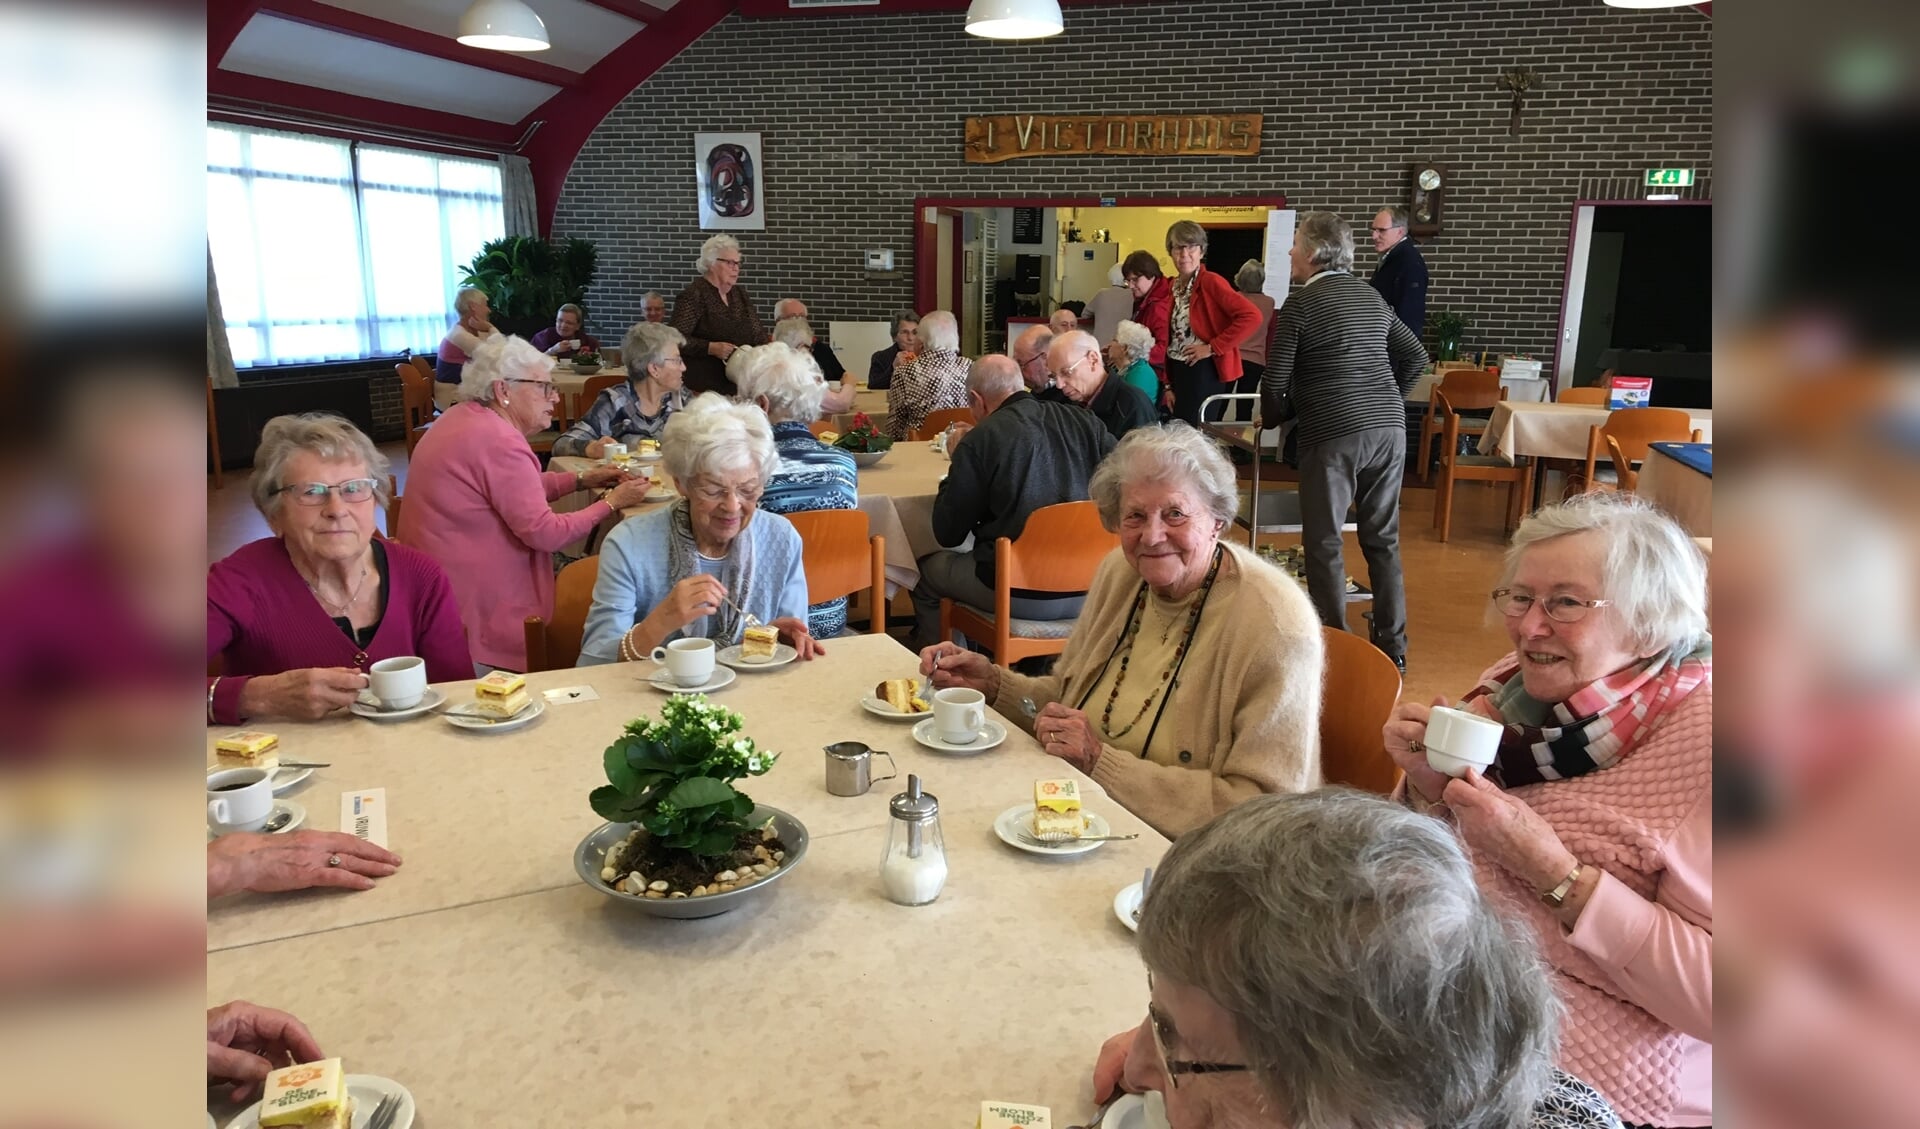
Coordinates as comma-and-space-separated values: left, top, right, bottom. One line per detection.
1099, 546, 1223, 741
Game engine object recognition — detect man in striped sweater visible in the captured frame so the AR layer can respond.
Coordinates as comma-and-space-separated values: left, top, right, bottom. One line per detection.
1260, 212, 1427, 671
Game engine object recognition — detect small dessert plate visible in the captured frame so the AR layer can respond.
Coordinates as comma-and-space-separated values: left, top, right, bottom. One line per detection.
443, 698, 546, 732
1112, 880, 1145, 933
645, 666, 737, 695
912, 717, 1008, 754
227, 1073, 416, 1129
208, 799, 305, 841
717, 643, 798, 670
994, 805, 1111, 856
349, 688, 445, 722
860, 695, 928, 721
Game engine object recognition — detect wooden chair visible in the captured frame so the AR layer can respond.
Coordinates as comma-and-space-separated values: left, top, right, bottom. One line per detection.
808, 420, 837, 439
785, 509, 887, 636
1581, 408, 1697, 494
568, 372, 625, 430
396, 362, 438, 456
385, 475, 403, 542
408, 354, 436, 382
1417, 368, 1505, 483
908, 407, 974, 441
1556, 385, 1608, 405
206, 375, 223, 489
524, 556, 601, 672
1317, 626, 1403, 795
1432, 390, 1535, 542
939, 500, 1117, 665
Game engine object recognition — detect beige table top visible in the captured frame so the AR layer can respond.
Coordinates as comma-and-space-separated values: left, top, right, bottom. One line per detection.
1639, 446, 1712, 537
209, 801, 1159, 1127
208, 635, 1104, 951
1477, 402, 1715, 462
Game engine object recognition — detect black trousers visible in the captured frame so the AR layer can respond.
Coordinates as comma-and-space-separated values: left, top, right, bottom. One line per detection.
1297, 426, 1408, 657
1167, 356, 1228, 426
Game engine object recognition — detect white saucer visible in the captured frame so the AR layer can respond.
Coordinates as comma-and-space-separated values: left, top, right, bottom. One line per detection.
228, 1073, 415, 1129
209, 799, 305, 840
912, 717, 1008, 753
860, 695, 928, 721
718, 643, 797, 670
642, 488, 676, 502
1113, 880, 1145, 933
994, 804, 1112, 856
646, 666, 737, 695
443, 698, 546, 732
634, 451, 662, 463
350, 687, 445, 721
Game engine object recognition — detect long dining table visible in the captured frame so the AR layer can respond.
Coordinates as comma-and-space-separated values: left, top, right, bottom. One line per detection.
207, 634, 1164, 1126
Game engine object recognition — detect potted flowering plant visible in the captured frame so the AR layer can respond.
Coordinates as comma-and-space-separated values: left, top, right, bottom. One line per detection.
580, 695, 805, 916
832, 411, 893, 466
571, 346, 602, 373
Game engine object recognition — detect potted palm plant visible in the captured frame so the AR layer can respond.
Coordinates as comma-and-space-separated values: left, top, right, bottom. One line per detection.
459, 235, 598, 339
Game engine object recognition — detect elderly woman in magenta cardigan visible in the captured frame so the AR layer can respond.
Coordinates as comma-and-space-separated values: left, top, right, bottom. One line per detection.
920, 424, 1323, 839
1384, 493, 1713, 1129
403, 336, 654, 673
1161, 220, 1261, 426
207, 415, 471, 723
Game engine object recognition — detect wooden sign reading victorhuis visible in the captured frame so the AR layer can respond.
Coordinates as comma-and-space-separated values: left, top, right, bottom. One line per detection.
964, 114, 1261, 163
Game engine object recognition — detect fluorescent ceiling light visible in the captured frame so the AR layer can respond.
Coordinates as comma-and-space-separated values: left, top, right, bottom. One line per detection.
457, 0, 550, 51
965, 0, 1065, 39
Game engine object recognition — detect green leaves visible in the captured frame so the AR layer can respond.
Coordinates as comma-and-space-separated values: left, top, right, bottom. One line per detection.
665, 776, 737, 810
458, 235, 599, 323
592, 703, 772, 862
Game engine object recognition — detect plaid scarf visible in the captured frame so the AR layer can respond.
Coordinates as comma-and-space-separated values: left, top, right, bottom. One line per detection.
1464, 638, 1712, 787
665, 499, 757, 645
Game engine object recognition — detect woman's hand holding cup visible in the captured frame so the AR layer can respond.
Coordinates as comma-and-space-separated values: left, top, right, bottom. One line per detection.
1383, 695, 1459, 806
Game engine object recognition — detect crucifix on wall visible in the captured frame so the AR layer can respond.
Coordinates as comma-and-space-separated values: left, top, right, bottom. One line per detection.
1496, 67, 1541, 136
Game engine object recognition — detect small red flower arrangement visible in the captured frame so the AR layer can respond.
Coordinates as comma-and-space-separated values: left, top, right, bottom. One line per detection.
832, 412, 893, 453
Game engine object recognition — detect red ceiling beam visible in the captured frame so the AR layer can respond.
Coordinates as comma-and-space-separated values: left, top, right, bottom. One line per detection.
520, 1, 731, 234
209, 70, 524, 147
575, 0, 673, 21
255, 0, 582, 88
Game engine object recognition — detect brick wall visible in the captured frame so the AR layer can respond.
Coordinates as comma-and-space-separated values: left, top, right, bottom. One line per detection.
552, 0, 1713, 370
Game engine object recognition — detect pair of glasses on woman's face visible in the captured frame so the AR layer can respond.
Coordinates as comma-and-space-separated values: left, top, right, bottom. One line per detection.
1490, 586, 1612, 623
279, 478, 379, 506
1146, 975, 1248, 1089
690, 481, 763, 507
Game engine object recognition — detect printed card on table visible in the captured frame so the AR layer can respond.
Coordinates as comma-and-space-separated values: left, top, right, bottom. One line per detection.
341, 788, 389, 848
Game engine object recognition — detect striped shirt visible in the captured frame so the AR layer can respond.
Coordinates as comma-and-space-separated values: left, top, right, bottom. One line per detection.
551, 381, 686, 458
761, 420, 860, 638
1261, 271, 1427, 449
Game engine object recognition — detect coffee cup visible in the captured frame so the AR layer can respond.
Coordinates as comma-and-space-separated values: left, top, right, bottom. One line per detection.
207, 767, 274, 833
650, 637, 716, 686
1423, 706, 1504, 778
368, 656, 426, 711
932, 687, 986, 745
603, 441, 628, 463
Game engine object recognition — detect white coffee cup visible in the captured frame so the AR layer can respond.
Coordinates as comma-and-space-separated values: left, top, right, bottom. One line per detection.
650, 637, 716, 686
933, 687, 986, 744
207, 767, 274, 833
1423, 706, 1504, 778
368, 656, 426, 711
603, 441, 628, 462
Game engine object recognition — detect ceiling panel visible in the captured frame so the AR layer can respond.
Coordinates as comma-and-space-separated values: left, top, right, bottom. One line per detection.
223, 15, 563, 123
314, 0, 646, 71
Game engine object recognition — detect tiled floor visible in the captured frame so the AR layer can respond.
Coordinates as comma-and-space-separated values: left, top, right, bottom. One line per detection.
209, 441, 1518, 707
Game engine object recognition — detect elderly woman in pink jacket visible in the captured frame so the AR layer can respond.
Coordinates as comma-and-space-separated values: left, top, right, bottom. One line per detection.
1383, 492, 1712, 1129
404, 335, 654, 673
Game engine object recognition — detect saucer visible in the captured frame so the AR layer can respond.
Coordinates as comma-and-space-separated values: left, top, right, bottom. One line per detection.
209, 799, 305, 840
228, 1073, 415, 1129
443, 698, 546, 732
646, 666, 737, 695
717, 643, 797, 670
1112, 880, 1145, 933
860, 695, 928, 721
350, 687, 445, 721
911, 717, 1007, 754
994, 804, 1111, 857
642, 487, 676, 502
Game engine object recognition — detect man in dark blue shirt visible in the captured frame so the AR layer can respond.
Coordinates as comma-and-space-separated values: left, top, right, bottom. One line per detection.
1368, 207, 1429, 337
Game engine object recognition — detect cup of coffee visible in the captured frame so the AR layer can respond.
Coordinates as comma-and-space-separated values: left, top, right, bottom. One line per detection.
207, 767, 274, 833
1423, 706, 1504, 778
603, 441, 628, 463
932, 687, 986, 745
368, 656, 426, 711
650, 637, 716, 686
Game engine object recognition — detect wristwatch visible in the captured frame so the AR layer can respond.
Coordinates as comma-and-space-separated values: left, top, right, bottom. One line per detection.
1540, 862, 1583, 908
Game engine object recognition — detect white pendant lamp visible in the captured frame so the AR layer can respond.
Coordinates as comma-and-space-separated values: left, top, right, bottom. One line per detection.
457, 0, 550, 51
965, 0, 1065, 40
1602, 0, 1696, 7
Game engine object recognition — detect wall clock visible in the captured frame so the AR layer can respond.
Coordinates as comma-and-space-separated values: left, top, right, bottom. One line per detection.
1409, 164, 1446, 236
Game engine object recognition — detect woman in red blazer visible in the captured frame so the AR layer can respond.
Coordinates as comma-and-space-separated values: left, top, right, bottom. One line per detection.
1122, 250, 1173, 398
1163, 220, 1261, 426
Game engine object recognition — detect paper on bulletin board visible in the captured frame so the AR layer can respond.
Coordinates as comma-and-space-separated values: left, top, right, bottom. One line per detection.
1263, 210, 1296, 307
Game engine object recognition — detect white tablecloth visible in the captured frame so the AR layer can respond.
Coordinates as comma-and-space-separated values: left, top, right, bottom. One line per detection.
1477, 402, 1715, 462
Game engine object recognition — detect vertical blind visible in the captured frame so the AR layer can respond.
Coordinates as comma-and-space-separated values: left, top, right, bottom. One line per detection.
207, 124, 505, 367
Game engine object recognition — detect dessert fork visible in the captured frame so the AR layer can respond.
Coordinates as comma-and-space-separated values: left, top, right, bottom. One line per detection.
367, 1093, 403, 1129
719, 591, 763, 629
1066, 1092, 1127, 1129
1015, 826, 1140, 848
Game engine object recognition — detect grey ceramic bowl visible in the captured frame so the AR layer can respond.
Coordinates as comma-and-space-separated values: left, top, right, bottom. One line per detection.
849, 449, 889, 467
575, 805, 809, 919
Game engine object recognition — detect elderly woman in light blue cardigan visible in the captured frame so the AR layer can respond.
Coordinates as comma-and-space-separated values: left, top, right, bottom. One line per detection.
578, 394, 825, 666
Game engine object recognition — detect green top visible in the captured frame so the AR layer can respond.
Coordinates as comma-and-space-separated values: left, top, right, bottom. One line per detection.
1121, 357, 1159, 404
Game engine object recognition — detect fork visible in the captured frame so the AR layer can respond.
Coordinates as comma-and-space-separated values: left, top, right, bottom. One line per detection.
367, 1092, 402, 1129
1066, 1091, 1127, 1129
719, 591, 763, 630
1015, 827, 1141, 848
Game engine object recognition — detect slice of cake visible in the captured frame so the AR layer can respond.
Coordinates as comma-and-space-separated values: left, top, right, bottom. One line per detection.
473, 670, 530, 718
214, 730, 279, 771
740, 622, 780, 662
1033, 778, 1085, 840
636, 438, 660, 458
874, 678, 929, 714
259, 1057, 349, 1128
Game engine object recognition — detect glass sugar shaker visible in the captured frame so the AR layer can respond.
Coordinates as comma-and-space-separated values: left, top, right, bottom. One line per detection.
881, 774, 947, 906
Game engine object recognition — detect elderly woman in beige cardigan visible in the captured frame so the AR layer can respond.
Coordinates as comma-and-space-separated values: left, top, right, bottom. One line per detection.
920, 424, 1324, 837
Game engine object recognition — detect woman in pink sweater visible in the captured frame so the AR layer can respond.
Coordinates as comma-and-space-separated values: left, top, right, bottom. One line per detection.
1384, 493, 1712, 1129
404, 335, 654, 672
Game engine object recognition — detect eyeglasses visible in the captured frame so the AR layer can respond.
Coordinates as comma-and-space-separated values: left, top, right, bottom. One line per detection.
1490, 587, 1614, 623
715, 257, 743, 267
1049, 352, 1094, 384
506, 378, 559, 397
1369, 226, 1394, 234
279, 478, 379, 506
1146, 977, 1249, 1090
690, 480, 763, 506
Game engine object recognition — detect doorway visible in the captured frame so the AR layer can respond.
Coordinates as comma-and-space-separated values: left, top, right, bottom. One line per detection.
1553, 200, 1711, 404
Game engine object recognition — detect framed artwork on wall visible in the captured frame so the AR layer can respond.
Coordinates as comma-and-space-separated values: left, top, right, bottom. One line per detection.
695, 132, 764, 231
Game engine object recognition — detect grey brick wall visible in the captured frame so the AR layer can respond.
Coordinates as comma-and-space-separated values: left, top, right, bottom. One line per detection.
552, 0, 1712, 370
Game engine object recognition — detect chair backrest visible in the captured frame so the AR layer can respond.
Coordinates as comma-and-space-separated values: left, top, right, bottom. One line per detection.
409, 354, 436, 382
385, 475, 403, 541
1556, 385, 1608, 405
1601, 407, 1694, 466
909, 407, 974, 441
1433, 368, 1503, 412
1317, 627, 1403, 795
784, 509, 886, 634
582, 373, 625, 403
808, 420, 836, 439
998, 501, 1117, 594
524, 556, 601, 672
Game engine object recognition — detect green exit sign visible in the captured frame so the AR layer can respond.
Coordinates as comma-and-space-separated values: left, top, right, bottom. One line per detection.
1644, 168, 1696, 187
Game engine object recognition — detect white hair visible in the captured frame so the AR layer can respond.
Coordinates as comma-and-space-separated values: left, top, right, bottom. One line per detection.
1499, 492, 1709, 656
771, 316, 813, 349
1297, 211, 1356, 274
915, 310, 959, 352
458, 334, 548, 404
1088, 423, 1239, 531
251, 412, 391, 521
1107, 263, 1125, 287
622, 321, 685, 373
661, 392, 779, 486
694, 234, 741, 275
1112, 319, 1154, 365
453, 287, 487, 317
734, 343, 827, 424
772, 297, 805, 321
